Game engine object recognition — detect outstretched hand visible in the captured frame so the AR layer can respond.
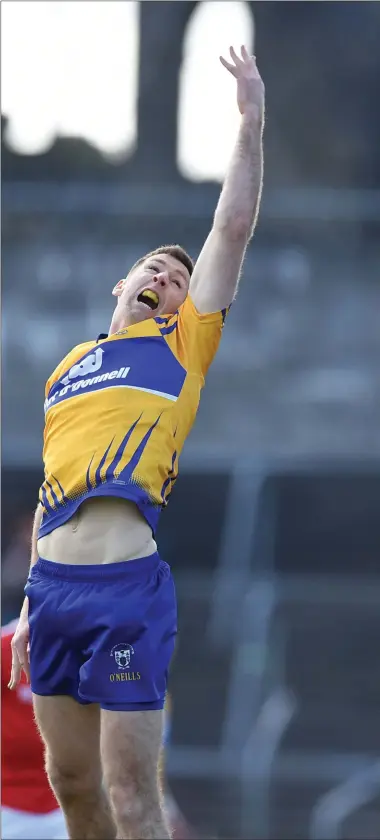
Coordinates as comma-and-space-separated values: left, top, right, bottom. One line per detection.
220, 46, 264, 120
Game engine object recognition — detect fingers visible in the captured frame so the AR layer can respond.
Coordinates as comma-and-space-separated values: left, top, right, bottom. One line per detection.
8, 656, 22, 690
230, 45, 244, 66
240, 45, 251, 62
8, 638, 30, 690
220, 46, 256, 75
219, 55, 238, 77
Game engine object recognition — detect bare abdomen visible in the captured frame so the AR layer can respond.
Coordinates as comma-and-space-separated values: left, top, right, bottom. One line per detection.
37, 498, 157, 565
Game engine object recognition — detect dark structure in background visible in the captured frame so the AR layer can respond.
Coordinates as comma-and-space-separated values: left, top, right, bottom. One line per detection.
2, 2, 380, 838
136, 0, 380, 188
2, 2, 380, 186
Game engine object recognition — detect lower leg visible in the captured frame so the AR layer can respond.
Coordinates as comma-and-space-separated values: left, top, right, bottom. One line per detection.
101, 709, 171, 840
47, 761, 116, 840
33, 696, 115, 840
108, 781, 171, 840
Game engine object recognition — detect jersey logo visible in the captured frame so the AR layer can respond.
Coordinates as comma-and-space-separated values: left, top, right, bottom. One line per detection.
45, 337, 187, 413
61, 347, 104, 386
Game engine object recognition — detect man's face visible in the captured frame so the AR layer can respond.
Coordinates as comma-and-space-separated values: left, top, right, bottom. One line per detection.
112, 253, 190, 325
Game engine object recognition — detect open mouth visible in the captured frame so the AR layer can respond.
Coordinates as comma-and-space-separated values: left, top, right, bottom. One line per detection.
137, 289, 159, 311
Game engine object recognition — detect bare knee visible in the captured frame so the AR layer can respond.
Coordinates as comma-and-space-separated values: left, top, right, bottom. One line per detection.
106, 775, 160, 824
107, 778, 143, 820
47, 756, 101, 804
101, 709, 168, 835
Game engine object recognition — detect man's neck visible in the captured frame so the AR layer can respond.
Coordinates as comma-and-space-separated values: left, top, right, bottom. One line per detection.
109, 312, 130, 335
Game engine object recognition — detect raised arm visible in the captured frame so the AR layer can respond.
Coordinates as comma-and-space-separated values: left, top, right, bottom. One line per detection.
189, 46, 265, 314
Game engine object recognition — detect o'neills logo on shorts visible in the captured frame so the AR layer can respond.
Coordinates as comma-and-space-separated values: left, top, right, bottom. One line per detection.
109, 643, 140, 682
110, 672, 141, 682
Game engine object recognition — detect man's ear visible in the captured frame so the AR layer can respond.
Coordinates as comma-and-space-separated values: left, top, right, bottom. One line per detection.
112, 278, 125, 298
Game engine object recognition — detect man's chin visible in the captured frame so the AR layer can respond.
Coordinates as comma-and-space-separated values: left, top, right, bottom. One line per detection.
129, 303, 160, 323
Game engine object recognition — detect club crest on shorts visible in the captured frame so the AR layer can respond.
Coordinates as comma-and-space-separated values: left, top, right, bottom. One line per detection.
110, 643, 134, 670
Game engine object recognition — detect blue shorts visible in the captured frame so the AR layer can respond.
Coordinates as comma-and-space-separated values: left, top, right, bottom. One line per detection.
25, 553, 177, 711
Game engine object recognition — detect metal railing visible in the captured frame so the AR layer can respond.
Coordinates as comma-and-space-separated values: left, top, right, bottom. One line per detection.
310, 761, 380, 840
3, 183, 380, 222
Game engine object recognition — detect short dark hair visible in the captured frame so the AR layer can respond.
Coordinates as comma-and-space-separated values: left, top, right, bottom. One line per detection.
129, 244, 194, 278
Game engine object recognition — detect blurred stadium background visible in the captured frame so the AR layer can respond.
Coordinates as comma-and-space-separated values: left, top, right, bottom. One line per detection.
2, 1, 380, 838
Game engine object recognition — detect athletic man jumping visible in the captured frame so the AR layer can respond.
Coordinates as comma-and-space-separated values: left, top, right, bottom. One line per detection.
9, 47, 264, 840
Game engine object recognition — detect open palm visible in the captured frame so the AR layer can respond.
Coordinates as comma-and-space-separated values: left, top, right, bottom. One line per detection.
220, 45, 264, 119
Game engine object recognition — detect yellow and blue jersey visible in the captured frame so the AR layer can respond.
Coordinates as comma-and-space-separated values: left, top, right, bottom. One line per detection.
39, 295, 229, 539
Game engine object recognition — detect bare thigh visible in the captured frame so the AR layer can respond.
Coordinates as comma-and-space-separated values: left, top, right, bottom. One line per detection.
33, 695, 102, 784
101, 709, 164, 799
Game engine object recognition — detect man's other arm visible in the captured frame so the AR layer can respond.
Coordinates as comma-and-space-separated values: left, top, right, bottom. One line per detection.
8, 503, 43, 688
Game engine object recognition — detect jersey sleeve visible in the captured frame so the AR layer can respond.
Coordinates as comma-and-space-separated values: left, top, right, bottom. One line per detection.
44, 351, 71, 399
175, 294, 230, 379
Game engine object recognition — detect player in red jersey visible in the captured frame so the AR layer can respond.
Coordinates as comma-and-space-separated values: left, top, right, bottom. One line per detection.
1, 621, 67, 839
